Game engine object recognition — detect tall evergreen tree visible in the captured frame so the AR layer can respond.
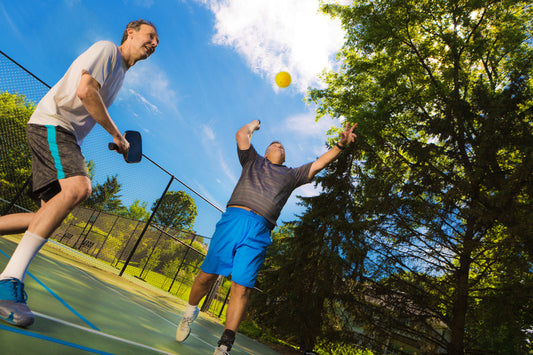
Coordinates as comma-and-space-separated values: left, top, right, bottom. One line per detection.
303, 1, 533, 353
84, 175, 126, 214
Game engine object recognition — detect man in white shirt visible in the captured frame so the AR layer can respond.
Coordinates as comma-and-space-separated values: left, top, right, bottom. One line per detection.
0, 19, 159, 327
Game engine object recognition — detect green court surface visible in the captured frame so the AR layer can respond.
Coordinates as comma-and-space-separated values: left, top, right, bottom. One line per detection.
0, 236, 280, 355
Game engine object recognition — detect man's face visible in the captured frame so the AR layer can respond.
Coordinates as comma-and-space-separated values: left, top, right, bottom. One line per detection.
265, 142, 285, 165
128, 24, 159, 60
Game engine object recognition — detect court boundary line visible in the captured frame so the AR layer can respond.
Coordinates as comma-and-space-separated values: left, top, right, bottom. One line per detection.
33, 311, 178, 355
73, 264, 256, 353
0, 246, 100, 330
1, 239, 258, 355
0, 323, 113, 355
74, 266, 218, 349
73, 255, 256, 355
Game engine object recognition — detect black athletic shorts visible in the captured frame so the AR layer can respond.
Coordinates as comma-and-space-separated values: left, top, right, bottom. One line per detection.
26, 124, 89, 202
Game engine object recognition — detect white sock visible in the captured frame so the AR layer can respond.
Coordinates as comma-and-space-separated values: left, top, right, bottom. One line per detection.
184, 303, 199, 317
0, 231, 47, 282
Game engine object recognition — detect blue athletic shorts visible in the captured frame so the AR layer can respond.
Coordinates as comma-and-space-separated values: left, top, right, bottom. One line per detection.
201, 207, 273, 288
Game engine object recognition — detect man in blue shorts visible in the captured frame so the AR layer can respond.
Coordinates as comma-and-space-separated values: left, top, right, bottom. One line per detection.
0, 19, 159, 327
176, 119, 357, 355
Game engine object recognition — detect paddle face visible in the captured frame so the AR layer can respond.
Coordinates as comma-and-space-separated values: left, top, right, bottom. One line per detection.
108, 130, 142, 163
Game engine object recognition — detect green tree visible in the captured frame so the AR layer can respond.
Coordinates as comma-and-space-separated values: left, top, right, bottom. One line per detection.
84, 175, 126, 214
306, 1, 532, 353
86, 160, 96, 180
124, 199, 150, 221
151, 190, 197, 231
0, 92, 36, 211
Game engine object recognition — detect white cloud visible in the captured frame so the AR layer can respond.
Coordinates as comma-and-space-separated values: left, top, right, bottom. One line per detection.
284, 111, 338, 137
0, 3, 21, 39
198, 123, 238, 184
194, 0, 345, 92
218, 154, 238, 184
201, 124, 216, 141
294, 182, 322, 198
122, 61, 181, 115
191, 180, 226, 211
128, 89, 161, 114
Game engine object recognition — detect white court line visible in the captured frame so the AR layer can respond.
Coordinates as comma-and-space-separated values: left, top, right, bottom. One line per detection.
33, 311, 177, 355
44, 242, 245, 352
68, 268, 216, 349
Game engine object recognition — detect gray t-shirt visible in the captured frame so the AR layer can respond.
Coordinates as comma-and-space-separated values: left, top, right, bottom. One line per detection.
227, 144, 313, 227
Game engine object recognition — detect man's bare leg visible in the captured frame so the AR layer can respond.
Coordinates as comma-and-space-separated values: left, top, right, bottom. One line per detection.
27, 176, 92, 239
1, 176, 91, 281
224, 281, 251, 332
0, 213, 35, 235
0, 175, 92, 327
188, 270, 219, 306
176, 270, 219, 342
215, 281, 252, 352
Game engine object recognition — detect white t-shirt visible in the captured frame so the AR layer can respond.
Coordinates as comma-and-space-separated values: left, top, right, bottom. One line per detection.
29, 41, 127, 145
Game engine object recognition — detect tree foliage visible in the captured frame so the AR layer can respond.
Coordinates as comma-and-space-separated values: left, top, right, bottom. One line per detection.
124, 199, 151, 221
84, 175, 126, 214
0, 91, 36, 211
292, 0, 533, 353
151, 190, 198, 231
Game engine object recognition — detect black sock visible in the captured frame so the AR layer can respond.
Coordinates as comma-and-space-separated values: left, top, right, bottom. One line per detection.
217, 329, 236, 351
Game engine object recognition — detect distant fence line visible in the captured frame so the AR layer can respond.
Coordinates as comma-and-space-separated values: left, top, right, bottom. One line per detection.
0, 49, 231, 318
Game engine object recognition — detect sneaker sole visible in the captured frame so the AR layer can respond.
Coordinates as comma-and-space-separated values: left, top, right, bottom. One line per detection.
176, 327, 191, 343
0, 313, 35, 327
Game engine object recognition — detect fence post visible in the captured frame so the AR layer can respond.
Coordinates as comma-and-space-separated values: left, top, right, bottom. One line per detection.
114, 220, 141, 267
95, 214, 120, 259
139, 231, 163, 279
1, 175, 32, 215
75, 210, 99, 249
201, 275, 224, 312
218, 286, 231, 318
119, 176, 173, 277
168, 233, 197, 292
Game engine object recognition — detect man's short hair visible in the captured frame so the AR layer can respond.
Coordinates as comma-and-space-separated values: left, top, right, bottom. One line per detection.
265, 141, 283, 154
121, 19, 157, 44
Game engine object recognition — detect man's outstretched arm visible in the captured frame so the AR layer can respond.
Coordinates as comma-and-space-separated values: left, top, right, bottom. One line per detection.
308, 123, 357, 179
77, 72, 129, 154
236, 119, 261, 150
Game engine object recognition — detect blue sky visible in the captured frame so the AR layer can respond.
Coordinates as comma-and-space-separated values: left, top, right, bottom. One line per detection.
0, 0, 347, 238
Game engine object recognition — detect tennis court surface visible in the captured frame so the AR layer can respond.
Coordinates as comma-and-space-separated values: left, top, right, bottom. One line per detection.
0, 236, 279, 354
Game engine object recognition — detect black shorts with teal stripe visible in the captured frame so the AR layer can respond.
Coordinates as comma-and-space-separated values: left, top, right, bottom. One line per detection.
26, 124, 88, 200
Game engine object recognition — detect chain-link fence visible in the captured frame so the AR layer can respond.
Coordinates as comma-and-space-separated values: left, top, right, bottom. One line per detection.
0, 49, 231, 319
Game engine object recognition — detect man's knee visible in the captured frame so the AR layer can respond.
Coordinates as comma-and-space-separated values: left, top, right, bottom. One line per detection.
196, 271, 218, 286
231, 282, 252, 298
60, 177, 92, 205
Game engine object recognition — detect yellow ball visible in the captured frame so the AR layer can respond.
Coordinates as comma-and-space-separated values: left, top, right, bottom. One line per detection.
275, 71, 291, 88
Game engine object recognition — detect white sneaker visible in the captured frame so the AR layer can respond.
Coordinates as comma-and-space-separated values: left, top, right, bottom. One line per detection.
213, 345, 230, 355
175, 307, 199, 343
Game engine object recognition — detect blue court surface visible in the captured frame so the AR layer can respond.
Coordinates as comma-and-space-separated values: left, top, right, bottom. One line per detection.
0, 236, 280, 354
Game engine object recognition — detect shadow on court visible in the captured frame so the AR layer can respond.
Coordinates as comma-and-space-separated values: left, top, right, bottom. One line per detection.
0, 236, 279, 355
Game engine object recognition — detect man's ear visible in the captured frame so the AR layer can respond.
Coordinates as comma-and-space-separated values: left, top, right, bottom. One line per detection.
126, 27, 135, 40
